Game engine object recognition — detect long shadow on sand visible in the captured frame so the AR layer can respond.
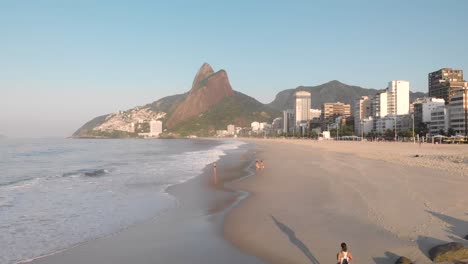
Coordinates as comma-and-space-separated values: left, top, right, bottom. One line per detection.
416, 235, 449, 259
271, 215, 321, 264
427, 210, 468, 244
372, 251, 400, 264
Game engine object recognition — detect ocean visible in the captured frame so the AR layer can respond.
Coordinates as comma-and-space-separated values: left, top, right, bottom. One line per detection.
0, 138, 244, 264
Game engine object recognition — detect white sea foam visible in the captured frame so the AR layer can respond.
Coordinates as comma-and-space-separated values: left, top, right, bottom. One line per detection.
0, 138, 240, 264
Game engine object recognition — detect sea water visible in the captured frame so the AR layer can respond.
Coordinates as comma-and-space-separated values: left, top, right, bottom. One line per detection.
0, 138, 244, 264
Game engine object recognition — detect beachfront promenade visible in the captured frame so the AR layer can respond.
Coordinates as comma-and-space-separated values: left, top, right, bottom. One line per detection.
225, 139, 468, 263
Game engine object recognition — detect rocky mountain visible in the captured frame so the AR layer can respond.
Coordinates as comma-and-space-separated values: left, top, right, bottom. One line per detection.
267, 80, 426, 111
73, 64, 427, 138
73, 63, 278, 137
166, 63, 235, 128
170, 91, 277, 136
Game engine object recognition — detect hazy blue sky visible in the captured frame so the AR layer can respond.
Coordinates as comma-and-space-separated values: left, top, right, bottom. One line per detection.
1, 0, 467, 137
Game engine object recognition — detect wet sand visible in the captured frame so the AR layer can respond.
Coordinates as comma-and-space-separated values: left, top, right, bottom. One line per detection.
29, 142, 265, 264
225, 139, 468, 264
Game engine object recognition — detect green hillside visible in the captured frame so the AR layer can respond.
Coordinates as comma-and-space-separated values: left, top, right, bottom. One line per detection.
171, 92, 279, 136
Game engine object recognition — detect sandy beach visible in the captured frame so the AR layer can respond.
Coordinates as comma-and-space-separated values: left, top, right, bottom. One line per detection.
225, 139, 468, 264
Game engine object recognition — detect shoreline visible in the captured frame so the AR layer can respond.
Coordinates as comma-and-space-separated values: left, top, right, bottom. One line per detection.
224, 138, 468, 264
26, 140, 264, 264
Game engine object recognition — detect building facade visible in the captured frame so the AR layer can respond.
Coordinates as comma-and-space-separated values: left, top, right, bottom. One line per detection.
412, 97, 445, 126
283, 109, 295, 134
251, 122, 260, 133
428, 68, 465, 103
272, 118, 283, 134
448, 90, 468, 136
322, 102, 351, 119
321, 102, 351, 130
309, 109, 321, 119
149, 120, 162, 136
227, 124, 235, 135
354, 96, 371, 135
295, 91, 311, 125
371, 91, 388, 118
429, 105, 448, 136
375, 116, 396, 134
387, 80, 410, 116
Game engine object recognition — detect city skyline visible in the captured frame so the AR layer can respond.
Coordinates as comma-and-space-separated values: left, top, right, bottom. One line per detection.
1, 1, 468, 137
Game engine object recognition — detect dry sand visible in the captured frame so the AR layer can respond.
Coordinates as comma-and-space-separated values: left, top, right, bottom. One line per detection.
225, 139, 468, 264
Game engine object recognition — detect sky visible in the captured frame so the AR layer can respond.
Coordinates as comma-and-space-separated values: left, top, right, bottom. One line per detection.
1, 0, 467, 137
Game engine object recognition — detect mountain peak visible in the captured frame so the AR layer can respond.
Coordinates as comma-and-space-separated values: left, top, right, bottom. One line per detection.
191, 63, 215, 90
166, 64, 234, 128
325, 80, 345, 86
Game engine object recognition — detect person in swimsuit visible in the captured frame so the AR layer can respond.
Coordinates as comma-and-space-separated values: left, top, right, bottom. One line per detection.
337, 242, 352, 264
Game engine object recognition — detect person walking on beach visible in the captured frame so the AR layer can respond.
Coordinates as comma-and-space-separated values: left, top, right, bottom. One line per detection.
255, 160, 260, 170
337, 242, 352, 264
260, 160, 265, 169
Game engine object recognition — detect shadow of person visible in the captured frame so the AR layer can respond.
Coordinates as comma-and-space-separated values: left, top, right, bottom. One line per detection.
372, 251, 400, 264
271, 215, 321, 264
416, 235, 449, 259
426, 210, 468, 243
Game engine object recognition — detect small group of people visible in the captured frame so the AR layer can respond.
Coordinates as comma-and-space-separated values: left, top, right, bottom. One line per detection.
255, 160, 265, 170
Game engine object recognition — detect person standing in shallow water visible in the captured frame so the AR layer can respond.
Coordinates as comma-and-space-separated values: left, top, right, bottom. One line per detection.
337, 242, 352, 264
213, 162, 218, 185
260, 160, 265, 169
255, 160, 260, 170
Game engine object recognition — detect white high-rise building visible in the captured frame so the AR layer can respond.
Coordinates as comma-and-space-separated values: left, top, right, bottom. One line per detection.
149, 120, 163, 137
371, 91, 388, 118
227, 124, 235, 135
387, 80, 410, 115
354, 96, 371, 135
295, 91, 311, 125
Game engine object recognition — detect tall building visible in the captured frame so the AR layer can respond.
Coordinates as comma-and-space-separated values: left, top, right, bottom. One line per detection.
149, 120, 163, 136
430, 105, 449, 136
272, 118, 283, 134
227, 124, 235, 135
448, 88, 468, 136
429, 68, 466, 103
283, 109, 295, 134
387, 80, 410, 115
354, 96, 371, 135
371, 91, 388, 118
295, 91, 311, 125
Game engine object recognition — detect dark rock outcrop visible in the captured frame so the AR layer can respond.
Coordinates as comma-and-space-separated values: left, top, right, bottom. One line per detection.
166, 63, 235, 128
429, 242, 468, 262
395, 256, 413, 264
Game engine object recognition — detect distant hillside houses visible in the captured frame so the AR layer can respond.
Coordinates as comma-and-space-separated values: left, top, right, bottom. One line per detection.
134, 120, 163, 138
